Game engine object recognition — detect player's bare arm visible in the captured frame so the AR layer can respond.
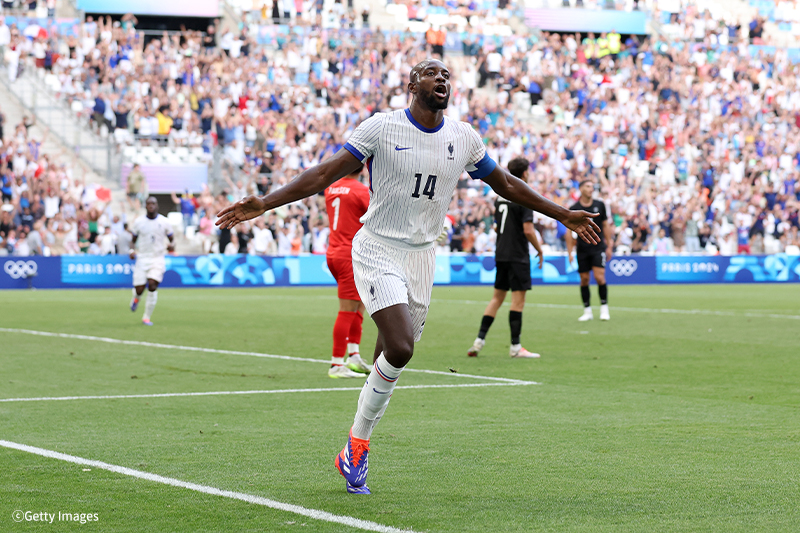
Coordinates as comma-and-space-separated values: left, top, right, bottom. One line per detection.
523, 221, 544, 270
482, 166, 601, 244
129, 234, 137, 260
167, 233, 175, 253
216, 149, 363, 229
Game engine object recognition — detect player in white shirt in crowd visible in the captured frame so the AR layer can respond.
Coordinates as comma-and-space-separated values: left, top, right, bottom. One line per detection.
129, 197, 174, 326
215, 59, 600, 494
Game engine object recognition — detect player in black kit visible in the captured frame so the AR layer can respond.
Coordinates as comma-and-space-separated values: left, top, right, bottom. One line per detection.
566, 179, 615, 321
467, 158, 544, 358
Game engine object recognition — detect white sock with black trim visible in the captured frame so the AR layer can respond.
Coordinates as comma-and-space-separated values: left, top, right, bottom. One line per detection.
351, 352, 403, 440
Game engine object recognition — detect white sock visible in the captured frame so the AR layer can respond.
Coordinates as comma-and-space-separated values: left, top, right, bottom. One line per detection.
143, 290, 158, 320
351, 352, 403, 440
131, 288, 138, 302
331, 356, 345, 366
347, 343, 360, 355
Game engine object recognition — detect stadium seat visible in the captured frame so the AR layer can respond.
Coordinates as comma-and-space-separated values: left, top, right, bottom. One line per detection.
167, 212, 184, 232
123, 146, 137, 160
139, 146, 157, 161
163, 150, 183, 164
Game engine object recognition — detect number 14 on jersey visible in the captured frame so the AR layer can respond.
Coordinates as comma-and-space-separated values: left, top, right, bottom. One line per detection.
411, 173, 437, 200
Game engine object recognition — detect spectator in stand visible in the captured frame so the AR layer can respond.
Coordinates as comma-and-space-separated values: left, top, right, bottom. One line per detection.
7, 6, 800, 259
171, 191, 197, 235
126, 164, 146, 212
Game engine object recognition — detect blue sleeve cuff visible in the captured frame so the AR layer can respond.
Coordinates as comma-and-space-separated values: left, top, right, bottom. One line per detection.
467, 153, 497, 180
343, 142, 366, 162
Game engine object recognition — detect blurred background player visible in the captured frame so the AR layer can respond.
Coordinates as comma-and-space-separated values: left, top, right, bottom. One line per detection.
129, 197, 174, 326
324, 166, 372, 378
566, 180, 614, 321
467, 157, 544, 359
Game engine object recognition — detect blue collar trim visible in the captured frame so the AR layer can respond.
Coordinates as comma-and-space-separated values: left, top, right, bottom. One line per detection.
404, 109, 444, 133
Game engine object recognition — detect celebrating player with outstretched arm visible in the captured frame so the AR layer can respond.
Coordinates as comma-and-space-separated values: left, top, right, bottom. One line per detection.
216, 59, 600, 495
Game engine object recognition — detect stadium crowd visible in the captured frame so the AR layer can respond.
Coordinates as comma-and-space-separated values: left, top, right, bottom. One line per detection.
1, 2, 800, 257
0, 110, 128, 257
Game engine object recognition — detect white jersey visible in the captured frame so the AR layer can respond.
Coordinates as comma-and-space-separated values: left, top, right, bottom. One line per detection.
344, 109, 496, 247
131, 214, 173, 258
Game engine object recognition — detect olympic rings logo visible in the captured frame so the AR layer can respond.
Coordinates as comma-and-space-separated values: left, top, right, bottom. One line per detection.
608, 259, 638, 277
3, 260, 38, 279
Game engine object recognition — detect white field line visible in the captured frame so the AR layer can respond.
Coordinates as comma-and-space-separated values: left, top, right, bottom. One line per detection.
0, 328, 533, 385
431, 299, 800, 320
256, 293, 800, 320
0, 381, 535, 403
0, 440, 409, 533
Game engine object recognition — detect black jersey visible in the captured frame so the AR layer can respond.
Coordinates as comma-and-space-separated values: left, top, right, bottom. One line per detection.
495, 197, 533, 263
569, 199, 608, 253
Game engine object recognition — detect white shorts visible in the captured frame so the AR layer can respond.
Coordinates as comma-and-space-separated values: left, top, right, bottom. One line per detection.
133, 256, 166, 286
352, 229, 435, 342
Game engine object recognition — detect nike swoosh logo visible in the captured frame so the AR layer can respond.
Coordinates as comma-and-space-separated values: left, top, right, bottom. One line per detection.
372, 388, 390, 394
395, 146, 412, 151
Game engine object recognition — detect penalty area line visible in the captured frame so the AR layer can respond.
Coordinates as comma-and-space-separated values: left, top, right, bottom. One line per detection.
0, 440, 408, 533
0, 328, 531, 384
0, 381, 537, 403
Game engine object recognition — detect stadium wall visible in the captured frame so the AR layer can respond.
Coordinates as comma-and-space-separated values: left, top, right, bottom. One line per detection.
2, 254, 799, 289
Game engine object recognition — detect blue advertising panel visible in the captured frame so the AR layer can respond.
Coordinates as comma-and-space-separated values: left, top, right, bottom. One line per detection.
1, 254, 799, 290
161, 255, 334, 287
61, 256, 135, 286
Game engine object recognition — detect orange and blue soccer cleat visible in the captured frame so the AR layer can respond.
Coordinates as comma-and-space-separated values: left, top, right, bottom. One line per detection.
335, 429, 371, 494
130, 297, 139, 312
142, 319, 153, 326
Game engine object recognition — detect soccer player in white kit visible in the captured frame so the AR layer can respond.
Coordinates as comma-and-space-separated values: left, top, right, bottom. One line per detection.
129, 196, 174, 326
216, 59, 601, 494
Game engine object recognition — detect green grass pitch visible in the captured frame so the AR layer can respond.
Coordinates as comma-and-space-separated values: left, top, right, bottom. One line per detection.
1, 284, 799, 532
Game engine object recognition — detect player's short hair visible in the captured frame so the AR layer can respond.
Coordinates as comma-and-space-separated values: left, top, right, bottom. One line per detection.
507, 157, 530, 179
579, 179, 594, 187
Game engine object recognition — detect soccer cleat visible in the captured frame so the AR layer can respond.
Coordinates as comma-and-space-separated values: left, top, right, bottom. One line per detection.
335, 429, 370, 493
600, 304, 610, 321
578, 308, 594, 322
345, 482, 371, 494
130, 297, 139, 312
510, 345, 541, 358
467, 338, 485, 357
328, 365, 365, 379
346, 353, 372, 374
142, 319, 153, 326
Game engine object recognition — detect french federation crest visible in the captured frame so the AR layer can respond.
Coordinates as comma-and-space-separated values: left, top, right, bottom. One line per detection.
447, 142, 455, 161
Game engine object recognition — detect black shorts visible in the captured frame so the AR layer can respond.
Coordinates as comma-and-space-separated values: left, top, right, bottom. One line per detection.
494, 261, 531, 292
577, 251, 606, 273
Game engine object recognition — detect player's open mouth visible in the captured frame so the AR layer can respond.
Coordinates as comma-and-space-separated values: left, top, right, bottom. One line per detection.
434, 85, 448, 97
